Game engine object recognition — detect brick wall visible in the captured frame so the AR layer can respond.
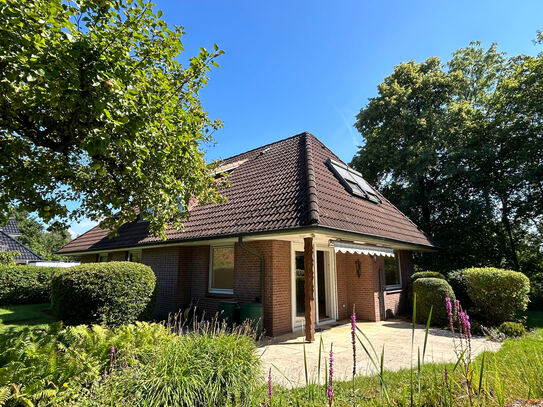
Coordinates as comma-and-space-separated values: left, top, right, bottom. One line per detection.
336, 252, 381, 321
80, 254, 96, 263
141, 246, 180, 318
185, 240, 291, 337
108, 251, 127, 261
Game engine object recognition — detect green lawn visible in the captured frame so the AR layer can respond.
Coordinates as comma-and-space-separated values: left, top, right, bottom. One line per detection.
0, 303, 53, 331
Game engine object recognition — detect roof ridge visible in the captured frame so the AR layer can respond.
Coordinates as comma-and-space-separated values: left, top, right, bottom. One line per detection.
303, 132, 320, 225
215, 132, 308, 163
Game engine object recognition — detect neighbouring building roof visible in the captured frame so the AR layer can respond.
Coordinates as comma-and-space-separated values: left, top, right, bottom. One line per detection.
58, 132, 437, 254
0, 218, 20, 237
0, 230, 43, 263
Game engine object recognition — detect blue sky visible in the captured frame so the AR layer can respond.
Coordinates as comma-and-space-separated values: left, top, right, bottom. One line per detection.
68, 0, 542, 236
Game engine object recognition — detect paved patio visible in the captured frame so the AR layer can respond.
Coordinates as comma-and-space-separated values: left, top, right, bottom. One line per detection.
257, 319, 501, 386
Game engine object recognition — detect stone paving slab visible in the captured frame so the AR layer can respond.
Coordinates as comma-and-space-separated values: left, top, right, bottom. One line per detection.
257, 319, 501, 387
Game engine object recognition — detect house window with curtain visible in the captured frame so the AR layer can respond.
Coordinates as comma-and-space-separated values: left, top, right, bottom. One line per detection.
384, 253, 402, 289
209, 246, 235, 294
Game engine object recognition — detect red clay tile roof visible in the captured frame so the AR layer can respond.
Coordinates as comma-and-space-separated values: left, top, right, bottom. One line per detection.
58, 132, 436, 253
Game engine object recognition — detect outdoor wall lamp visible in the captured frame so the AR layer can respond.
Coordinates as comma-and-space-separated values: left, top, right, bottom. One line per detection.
355, 259, 361, 278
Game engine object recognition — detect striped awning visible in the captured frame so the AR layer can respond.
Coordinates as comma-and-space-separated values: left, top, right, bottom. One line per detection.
333, 241, 394, 257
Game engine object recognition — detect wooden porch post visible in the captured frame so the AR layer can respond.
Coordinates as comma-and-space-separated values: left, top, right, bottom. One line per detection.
304, 237, 315, 342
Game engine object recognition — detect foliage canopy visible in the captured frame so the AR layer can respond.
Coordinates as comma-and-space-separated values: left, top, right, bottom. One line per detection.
0, 0, 225, 237
353, 39, 543, 274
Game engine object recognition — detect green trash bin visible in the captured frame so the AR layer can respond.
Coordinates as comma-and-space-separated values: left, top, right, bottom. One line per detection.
218, 301, 239, 326
239, 302, 264, 336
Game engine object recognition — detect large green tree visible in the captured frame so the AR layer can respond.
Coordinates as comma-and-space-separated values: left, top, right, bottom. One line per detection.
0, 0, 225, 237
353, 40, 542, 273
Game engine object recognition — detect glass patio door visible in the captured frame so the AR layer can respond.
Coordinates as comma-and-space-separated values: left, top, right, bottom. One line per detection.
294, 250, 330, 325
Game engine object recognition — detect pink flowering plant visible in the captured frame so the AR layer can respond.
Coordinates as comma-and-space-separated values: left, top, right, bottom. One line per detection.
445, 296, 479, 405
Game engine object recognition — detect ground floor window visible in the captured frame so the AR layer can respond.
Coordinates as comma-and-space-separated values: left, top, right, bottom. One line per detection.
128, 250, 142, 263
98, 253, 108, 262
209, 246, 235, 294
384, 253, 402, 289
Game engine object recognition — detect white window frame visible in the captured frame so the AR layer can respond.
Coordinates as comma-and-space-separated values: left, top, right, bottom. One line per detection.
384, 252, 402, 290
208, 245, 235, 295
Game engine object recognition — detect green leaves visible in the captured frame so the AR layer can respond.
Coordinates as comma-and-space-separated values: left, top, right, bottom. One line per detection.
353, 39, 543, 274
0, 0, 224, 237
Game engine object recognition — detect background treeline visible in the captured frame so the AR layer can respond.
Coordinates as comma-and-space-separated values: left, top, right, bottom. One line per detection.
352, 35, 543, 282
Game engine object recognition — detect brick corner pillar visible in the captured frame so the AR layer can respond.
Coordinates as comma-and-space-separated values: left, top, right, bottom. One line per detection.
304, 236, 315, 342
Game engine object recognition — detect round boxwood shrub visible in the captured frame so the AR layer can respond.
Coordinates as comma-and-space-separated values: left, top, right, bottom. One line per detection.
0, 265, 58, 305
412, 277, 455, 327
408, 271, 446, 307
498, 321, 526, 338
464, 267, 530, 326
51, 262, 156, 326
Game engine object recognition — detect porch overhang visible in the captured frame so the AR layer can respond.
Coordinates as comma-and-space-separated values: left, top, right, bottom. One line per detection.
331, 241, 394, 257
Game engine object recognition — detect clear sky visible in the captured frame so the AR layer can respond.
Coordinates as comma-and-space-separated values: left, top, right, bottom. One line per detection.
68, 0, 543, 236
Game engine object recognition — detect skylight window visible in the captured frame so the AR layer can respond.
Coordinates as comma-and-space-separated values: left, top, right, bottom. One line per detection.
326, 158, 381, 204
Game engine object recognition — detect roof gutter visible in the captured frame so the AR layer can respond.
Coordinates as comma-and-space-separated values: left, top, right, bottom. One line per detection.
238, 235, 264, 303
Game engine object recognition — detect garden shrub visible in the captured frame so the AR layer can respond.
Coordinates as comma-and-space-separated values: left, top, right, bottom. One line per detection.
0, 265, 58, 305
408, 271, 446, 307
51, 262, 156, 326
464, 267, 530, 326
498, 322, 526, 338
446, 269, 472, 310
0, 321, 260, 406
412, 277, 455, 327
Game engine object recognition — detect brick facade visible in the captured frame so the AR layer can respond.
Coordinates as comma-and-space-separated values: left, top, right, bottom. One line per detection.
141, 246, 180, 318
180, 240, 291, 336
335, 250, 414, 322
80, 254, 96, 263
336, 252, 380, 321
73, 242, 413, 335
108, 251, 127, 261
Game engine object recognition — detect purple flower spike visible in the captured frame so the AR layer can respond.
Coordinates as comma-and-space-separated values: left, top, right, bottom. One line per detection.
328, 344, 334, 406
445, 297, 452, 317
454, 299, 460, 313
460, 311, 471, 340
267, 368, 273, 405
445, 297, 455, 335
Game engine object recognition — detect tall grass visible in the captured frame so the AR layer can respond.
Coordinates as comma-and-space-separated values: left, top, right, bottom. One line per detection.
0, 313, 261, 406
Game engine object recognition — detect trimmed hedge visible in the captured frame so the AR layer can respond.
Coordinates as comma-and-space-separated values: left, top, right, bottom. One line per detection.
413, 277, 455, 327
51, 262, 156, 326
464, 267, 530, 326
409, 271, 446, 307
0, 265, 58, 305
